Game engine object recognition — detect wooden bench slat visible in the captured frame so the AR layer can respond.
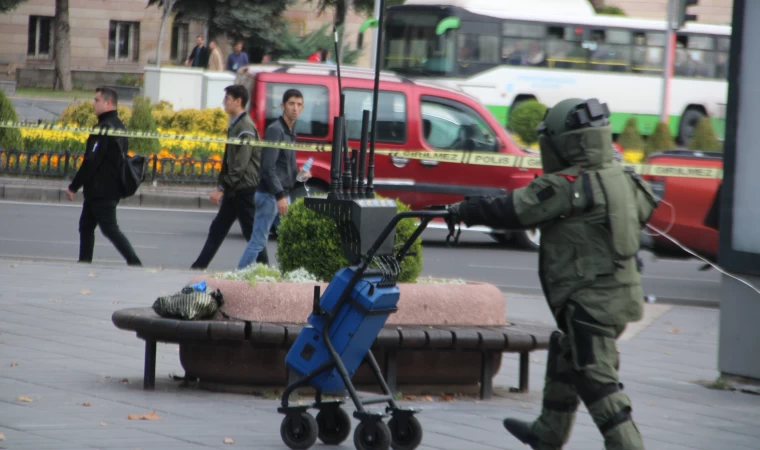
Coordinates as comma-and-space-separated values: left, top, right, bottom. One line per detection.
250, 322, 287, 346
423, 327, 454, 349
208, 320, 246, 341
374, 328, 401, 348
283, 324, 305, 346
396, 326, 429, 348
175, 321, 210, 340
478, 328, 507, 350
434, 326, 481, 349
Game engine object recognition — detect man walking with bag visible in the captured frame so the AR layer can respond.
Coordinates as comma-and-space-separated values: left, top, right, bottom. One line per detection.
191, 84, 268, 270
66, 86, 142, 266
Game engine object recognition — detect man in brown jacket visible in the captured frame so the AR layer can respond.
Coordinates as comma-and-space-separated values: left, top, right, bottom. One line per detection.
208, 40, 224, 72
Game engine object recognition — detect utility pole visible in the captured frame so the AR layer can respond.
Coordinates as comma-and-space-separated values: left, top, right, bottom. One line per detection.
660, 0, 677, 123
370, 0, 382, 70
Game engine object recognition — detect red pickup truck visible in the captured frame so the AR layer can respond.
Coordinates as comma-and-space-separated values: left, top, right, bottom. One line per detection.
640, 149, 723, 263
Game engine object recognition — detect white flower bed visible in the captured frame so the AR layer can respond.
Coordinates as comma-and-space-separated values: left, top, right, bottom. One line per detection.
213, 264, 319, 285
213, 264, 465, 285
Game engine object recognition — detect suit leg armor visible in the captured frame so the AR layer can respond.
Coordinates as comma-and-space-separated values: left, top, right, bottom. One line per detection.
564, 304, 645, 450
527, 331, 580, 448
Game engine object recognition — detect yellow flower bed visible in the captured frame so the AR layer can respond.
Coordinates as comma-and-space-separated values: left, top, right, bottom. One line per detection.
20, 126, 226, 158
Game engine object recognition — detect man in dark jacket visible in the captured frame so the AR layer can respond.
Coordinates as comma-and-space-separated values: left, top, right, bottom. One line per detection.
237, 88, 309, 269
66, 86, 142, 266
191, 84, 268, 270
185, 35, 209, 68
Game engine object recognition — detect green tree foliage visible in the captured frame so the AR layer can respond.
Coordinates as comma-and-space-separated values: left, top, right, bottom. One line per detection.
128, 96, 161, 156
617, 117, 645, 150
688, 117, 723, 152
510, 100, 548, 145
0, 0, 27, 13
307, 0, 405, 18
0, 89, 24, 150
277, 196, 423, 283
646, 122, 675, 154
276, 24, 362, 65
148, 0, 292, 50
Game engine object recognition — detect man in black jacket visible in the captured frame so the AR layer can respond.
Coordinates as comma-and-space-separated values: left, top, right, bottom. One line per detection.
66, 86, 142, 266
237, 88, 309, 269
185, 35, 209, 68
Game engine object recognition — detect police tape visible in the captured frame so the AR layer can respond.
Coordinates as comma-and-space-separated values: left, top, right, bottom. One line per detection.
0, 120, 723, 179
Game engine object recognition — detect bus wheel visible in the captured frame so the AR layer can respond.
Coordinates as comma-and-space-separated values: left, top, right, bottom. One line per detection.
678, 108, 706, 146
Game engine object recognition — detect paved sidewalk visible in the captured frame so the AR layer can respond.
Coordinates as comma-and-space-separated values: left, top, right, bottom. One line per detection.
0, 176, 218, 210
0, 259, 758, 450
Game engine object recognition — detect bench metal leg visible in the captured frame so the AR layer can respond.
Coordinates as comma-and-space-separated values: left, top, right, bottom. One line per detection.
519, 351, 529, 393
480, 352, 493, 400
383, 351, 397, 395
144, 339, 157, 390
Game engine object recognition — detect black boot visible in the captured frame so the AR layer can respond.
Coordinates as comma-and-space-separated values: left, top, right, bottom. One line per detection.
503, 418, 540, 449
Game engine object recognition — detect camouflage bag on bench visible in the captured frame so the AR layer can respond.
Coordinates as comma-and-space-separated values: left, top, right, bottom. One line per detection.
152, 286, 224, 320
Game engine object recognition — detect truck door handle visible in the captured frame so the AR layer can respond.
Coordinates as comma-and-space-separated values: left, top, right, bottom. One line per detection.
419, 159, 439, 168
390, 155, 409, 167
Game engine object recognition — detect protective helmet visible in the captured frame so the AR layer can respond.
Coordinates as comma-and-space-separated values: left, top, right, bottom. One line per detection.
535, 98, 614, 173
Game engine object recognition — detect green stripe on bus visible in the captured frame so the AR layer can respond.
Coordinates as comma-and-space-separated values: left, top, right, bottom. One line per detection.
495, 105, 725, 139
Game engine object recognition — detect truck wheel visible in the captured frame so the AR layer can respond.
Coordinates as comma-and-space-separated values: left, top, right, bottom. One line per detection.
678, 108, 706, 146
490, 229, 540, 251
514, 228, 540, 251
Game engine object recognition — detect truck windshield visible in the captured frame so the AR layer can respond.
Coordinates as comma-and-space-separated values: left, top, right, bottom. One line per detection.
383, 12, 457, 76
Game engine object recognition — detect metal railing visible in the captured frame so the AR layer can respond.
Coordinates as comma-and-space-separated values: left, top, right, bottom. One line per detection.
0, 149, 220, 184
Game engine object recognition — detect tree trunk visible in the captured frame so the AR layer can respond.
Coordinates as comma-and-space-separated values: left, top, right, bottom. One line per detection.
53, 0, 72, 91
155, 0, 176, 67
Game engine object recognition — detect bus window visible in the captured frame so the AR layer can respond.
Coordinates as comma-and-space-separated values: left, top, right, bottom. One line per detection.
421, 98, 498, 152
502, 22, 545, 67
344, 89, 407, 144
716, 37, 730, 79
588, 28, 631, 72
675, 34, 716, 78
546, 25, 586, 70
383, 12, 457, 76
632, 31, 665, 74
457, 21, 500, 76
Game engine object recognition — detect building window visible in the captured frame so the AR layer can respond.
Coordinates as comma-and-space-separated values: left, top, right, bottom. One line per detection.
170, 22, 189, 62
109, 21, 140, 61
28, 16, 54, 59
287, 20, 306, 37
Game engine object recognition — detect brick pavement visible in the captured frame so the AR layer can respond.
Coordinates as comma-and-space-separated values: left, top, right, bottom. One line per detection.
0, 260, 757, 450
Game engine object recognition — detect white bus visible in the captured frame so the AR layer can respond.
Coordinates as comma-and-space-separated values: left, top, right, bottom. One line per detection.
380, 0, 730, 145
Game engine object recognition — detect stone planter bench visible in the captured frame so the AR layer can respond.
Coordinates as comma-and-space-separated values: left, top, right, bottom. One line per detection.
111, 278, 555, 399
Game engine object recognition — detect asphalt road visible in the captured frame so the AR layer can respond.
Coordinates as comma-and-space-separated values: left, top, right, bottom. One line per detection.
0, 200, 722, 306
10, 97, 73, 123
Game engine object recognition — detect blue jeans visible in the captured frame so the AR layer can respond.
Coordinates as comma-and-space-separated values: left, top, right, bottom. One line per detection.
238, 191, 278, 270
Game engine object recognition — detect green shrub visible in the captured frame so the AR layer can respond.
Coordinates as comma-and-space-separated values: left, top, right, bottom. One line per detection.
646, 122, 675, 155
510, 100, 548, 145
0, 89, 23, 150
128, 96, 161, 156
688, 117, 722, 152
58, 101, 131, 127
170, 108, 227, 134
277, 196, 423, 283
596, 5, 626, 15
617, 117, 645, 150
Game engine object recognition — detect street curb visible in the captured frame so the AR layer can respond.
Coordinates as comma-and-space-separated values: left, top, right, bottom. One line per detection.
0, 183, 218, 210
